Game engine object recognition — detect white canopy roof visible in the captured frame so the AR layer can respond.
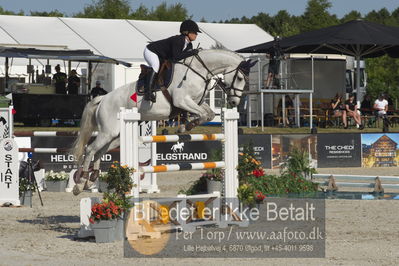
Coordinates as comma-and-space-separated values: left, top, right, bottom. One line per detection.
0, 15, 273, 62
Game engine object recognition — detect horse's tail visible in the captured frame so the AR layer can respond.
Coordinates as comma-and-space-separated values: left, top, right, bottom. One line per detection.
72, 97, 101, 165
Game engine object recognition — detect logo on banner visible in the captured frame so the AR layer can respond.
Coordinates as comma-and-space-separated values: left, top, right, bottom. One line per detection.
171, 142, 184, 153
3, 139, 12, 151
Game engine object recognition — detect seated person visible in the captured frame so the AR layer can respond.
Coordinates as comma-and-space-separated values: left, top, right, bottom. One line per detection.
345, 93, 364, 130
361, 94, 373, 115
374, 94, 389, 117
330, 93, 347, 128
90, 81, 108, 99
373, 94, 391, 128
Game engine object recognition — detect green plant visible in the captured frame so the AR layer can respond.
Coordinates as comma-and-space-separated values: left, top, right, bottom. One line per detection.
104, 161, 134, 195
99, 172, 108, 181
103, 192, 132, 213
44, 170, 69, 181
280, 148, 316, 179
19, 177, 36, 197
237, 183, 255, 206
178, 175, 207, 195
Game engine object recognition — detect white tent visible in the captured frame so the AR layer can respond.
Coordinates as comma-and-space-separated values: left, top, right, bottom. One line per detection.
0, 15, 273, 90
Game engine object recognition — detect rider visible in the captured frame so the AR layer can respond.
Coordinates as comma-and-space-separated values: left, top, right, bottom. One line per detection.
143, 19, 201, 102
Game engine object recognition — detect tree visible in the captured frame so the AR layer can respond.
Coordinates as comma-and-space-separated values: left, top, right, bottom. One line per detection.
30, 10, 64, 17
75, 0, 131, 19
300, 0, 338, 32
340, 11, 362, 23
144, 2, 188, 21
0, 6, 23, 15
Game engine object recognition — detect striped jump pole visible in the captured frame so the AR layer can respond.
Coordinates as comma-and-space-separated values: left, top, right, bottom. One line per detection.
140, 133, 224, 143
18, 148, 120, 153
140, 161, 225, 173
14, 131, 98, 137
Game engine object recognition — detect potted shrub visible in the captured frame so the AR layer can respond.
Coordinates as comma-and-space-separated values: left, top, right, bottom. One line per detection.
102, 162, 135, 241
89, 200, 121, 243
19, 177, 35, 207
45, 170, 69, 192
205, 149, 223, 193
203, 170, 223, 194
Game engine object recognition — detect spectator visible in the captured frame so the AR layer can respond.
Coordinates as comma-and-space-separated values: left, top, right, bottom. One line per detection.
345, 93, 364, 130
90, 81, 108, 99
265, 37, 283, 89
330, 93, 347, 128
67, 69, 80, 95
361, 94, 373, 115
52, 64, 67, 94
374, 93, 389, 117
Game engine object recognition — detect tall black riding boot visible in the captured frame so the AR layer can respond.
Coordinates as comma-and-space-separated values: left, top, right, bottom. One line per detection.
146, 71, 158, 103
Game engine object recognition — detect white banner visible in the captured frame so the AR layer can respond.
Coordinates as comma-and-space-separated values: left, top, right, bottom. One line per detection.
0, 138, 20, 206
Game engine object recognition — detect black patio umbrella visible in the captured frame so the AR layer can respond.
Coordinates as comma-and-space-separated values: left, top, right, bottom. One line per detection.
237, 19, 399, 101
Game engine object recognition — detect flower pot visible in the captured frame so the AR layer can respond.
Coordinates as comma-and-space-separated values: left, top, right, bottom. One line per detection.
19, 190, 32, 207
91, 219, 117, 243
115, 215, 125, 241
207, 179, 222, 194
45, 180, 67, 192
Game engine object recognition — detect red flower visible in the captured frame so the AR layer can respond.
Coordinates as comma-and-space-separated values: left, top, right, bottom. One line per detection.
252, 168, 264, 178
89, 218, 94, 224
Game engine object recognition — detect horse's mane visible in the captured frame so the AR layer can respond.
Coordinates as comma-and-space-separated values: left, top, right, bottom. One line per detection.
199, 48, 245, 60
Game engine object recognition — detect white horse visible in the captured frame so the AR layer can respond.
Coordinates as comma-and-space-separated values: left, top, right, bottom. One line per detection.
72, 49, 256, 195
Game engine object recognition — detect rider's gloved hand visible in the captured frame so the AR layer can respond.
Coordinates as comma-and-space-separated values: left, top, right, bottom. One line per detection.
191, 49, 199, 55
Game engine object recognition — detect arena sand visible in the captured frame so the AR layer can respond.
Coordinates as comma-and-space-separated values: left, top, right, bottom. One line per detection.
0, 167, 398, 265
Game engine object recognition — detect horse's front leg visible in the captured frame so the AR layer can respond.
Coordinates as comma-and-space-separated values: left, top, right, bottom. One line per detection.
174, 98, 208, 132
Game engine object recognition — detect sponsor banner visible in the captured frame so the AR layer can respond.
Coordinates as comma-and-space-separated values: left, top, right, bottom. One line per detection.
0, 138, 19, 205
239, 135, 272, 169
272, 134, 317, 169
30, 136, 119, 171
361, 133, 399, 167
317, 133, 361, 168
157, 141, 221, 164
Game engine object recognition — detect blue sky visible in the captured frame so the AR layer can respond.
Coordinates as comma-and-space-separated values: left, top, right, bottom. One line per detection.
362, 133, 399, 146
0, 0, 398, 21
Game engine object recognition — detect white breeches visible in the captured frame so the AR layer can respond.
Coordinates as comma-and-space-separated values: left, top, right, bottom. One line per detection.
143, 47, 160, 73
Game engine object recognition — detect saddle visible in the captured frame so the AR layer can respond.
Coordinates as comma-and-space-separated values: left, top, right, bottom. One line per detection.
136, 61, 174, 96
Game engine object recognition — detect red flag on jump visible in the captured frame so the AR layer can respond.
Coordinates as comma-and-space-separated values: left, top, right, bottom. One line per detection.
130, 92, 137, 102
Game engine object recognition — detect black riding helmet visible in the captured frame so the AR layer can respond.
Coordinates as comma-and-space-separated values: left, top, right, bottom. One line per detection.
180, 19, 201, 34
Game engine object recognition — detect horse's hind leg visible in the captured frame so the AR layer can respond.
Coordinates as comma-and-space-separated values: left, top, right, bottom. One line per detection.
85, 137, 120, 189
73, 134, 115, 195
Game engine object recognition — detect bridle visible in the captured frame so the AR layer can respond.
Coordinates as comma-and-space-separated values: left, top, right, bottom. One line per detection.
176, 54, 249, 104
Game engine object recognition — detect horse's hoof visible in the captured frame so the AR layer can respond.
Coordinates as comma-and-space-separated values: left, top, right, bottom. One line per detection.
73, 184, 83, 196
72, 177, 87, 195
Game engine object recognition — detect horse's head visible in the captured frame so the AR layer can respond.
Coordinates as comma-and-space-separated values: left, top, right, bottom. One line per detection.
223, 59, 257, 107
